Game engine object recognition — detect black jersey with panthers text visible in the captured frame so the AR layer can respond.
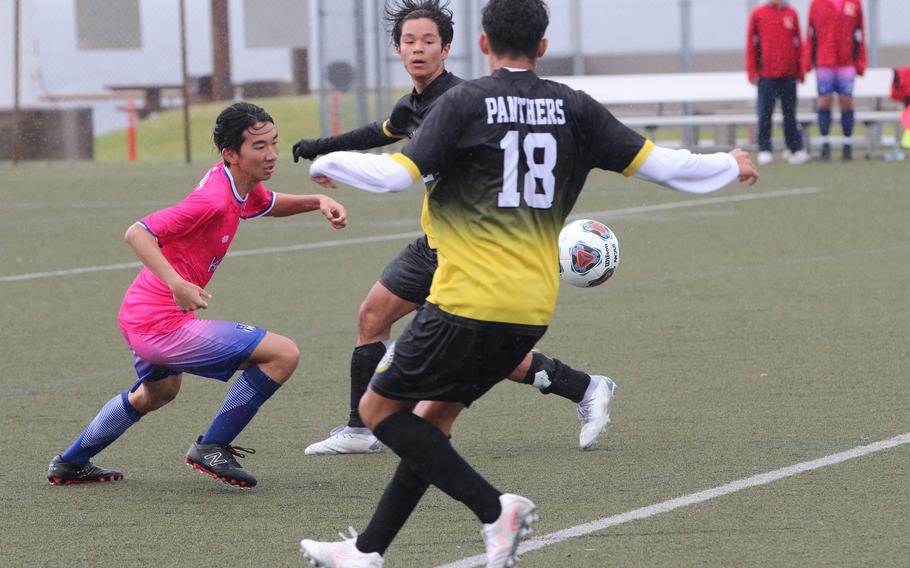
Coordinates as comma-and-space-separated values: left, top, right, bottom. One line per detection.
395, 68, 653, 326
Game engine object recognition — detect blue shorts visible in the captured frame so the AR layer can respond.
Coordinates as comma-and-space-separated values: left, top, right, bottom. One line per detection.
121, 319, 267, 391
816, 66, 856, 97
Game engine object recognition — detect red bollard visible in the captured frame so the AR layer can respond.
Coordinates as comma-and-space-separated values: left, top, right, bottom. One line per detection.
126, 98, 137, 161
330, 91, 342, 136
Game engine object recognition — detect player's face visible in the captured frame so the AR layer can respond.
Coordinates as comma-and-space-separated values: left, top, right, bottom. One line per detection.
233, 121, 279, 182
397, 18, 450, 84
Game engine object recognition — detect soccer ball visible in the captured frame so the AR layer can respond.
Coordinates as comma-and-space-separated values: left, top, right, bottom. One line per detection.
558, 219, 620, 288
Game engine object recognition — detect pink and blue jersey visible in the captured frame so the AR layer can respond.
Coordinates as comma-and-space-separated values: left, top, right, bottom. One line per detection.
118, 162, 275, 335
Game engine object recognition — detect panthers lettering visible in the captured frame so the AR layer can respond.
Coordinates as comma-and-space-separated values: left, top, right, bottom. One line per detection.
484, 96, 566, 125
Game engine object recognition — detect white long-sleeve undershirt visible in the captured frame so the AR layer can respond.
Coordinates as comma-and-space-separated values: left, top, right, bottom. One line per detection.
310, 152, 414, 193
309, 144, 740, 196
633, 145, 739, 194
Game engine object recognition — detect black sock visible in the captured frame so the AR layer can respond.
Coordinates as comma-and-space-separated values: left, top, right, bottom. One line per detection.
348, 342, 387, 428
522, 352, 591, 403
372, 410, 502, 523
356, 461, 429, 555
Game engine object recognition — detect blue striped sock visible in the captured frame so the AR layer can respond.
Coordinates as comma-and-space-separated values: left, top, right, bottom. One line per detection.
818, 108, 832, 136
200, 366, 280, 446
841, 110, 855, 137
61, 391, 143, 464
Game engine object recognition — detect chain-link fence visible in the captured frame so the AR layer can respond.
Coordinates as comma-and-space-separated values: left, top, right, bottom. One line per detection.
2, 0, 908, 162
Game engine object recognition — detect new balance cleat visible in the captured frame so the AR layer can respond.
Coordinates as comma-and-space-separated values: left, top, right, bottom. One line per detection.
482, 493, 538, 568
185, 436, 257, 488
304, 426, 383, 456
577, 375, 618, 450
300, 528, 384, 567
47, 455, 123, 485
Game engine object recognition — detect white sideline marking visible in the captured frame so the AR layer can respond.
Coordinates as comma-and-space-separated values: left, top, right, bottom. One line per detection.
0, 188, 819, 283
434, 432, 910, 568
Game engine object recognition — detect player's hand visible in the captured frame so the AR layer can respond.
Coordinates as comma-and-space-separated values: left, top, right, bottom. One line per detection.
729, 148, 759, 186
292, 139, 320, 163
318, 195, 347, 229
387, 106, 413, 137
170, 279, 212, 312
311, 174, 337, 189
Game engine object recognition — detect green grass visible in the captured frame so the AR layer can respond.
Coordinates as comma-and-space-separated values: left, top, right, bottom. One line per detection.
94, 92, 408, 164
1, 159, 909, 566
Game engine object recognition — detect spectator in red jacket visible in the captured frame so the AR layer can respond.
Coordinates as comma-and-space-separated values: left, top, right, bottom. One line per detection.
804, 0, 867, 161
891, 67, 910, 108
746, 0, 809, 165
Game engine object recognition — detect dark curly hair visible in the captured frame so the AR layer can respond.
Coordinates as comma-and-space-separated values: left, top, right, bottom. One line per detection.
212, 102, 274, 163
385, 0, 454, 47
482, 0, 549, 60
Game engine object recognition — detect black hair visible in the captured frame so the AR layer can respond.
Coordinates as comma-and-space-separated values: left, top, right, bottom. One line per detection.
212, 102, 274, 163
385, 0, 454, 47
482, 0, 549, 60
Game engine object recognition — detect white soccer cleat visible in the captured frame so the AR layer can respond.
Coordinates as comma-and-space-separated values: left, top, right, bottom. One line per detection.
300, 528, 384, 568
577, 375, 618, 450
787, 149, 811, 165
757, 151, 774, 165
304, 426, 383, 455
481, 493, 539, 568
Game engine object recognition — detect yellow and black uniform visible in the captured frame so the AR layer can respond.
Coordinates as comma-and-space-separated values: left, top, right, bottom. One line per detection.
375, 71, 463, 304
371, 68, 651, 405
398, 68, 651, 327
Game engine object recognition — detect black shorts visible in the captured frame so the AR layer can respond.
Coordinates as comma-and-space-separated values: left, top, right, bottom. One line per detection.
370, 303, 546, 406
378, 236, 438, 305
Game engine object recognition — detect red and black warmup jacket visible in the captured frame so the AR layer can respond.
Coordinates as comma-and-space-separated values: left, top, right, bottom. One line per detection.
891, 67, 910, 107
746, 3, 803, 83
804, 0, 867, 75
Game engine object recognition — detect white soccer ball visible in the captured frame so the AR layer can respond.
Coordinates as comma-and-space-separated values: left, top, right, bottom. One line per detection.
558, 219, 620, 288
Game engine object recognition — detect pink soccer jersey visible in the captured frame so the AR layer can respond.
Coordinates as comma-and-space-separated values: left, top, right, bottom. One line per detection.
118, 162, 275, 334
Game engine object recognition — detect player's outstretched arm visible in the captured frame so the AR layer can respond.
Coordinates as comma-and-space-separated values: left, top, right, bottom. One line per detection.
633, 145, 758, 193
310, 151, 417, 193
124, 223, 211, 312
267, 192, 347, 229
293, 123, 398, 163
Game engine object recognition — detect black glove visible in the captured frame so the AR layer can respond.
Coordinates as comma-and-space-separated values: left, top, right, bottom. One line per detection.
387, 105, 413, 138
292, 138, 321, 162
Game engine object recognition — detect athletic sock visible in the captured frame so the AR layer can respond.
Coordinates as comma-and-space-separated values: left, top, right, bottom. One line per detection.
348, 342, 387, 428
817, 108, 832, 136
522, 352, 591, 403
841, 110, 855, 137
200, 365, 281, 445
356, 461, 429, 555
61, 391, 143, 464
373, 410, 502, 524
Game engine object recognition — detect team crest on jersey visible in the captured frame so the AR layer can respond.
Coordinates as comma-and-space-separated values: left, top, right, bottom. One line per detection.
571, 243, 602, 275
844, 2, 855, 16
582, 220, 611, 239
235, 323, 256, 333
783, 15, 794, 29
208, 256, 222, 273
222, 235, 230, 244
376, 342, 395, 373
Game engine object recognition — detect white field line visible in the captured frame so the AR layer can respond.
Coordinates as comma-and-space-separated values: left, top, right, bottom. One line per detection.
0, 188, 819, 283
435, 431, 910, 568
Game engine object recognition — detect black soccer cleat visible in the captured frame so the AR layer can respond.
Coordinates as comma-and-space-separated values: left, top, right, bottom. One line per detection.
47, 454, 123, 485
185, 436, 257, 488
820, 143, 832, 161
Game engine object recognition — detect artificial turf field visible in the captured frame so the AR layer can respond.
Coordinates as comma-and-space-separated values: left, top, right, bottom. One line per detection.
1, 156, 908, 567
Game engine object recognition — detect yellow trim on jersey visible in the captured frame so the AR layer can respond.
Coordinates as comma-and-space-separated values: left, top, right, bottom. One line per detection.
389, 152, 422, 181
621, 139, 655, 177
382, 120, 409, 139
